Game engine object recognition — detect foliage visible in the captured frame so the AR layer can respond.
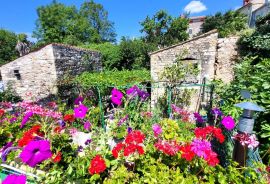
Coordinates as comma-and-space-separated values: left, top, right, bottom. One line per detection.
140, 10, 189, 48
76, 70, 151, 91
201, 10, 247, 38
80, 0, 116, 43
81, 42, 122, 70
214, 57, 270, 162
0, 29, 18, 65
119, 37, 155, 70
0, 86, 21, 103
33, 0, 116, 45
239, 13, 270, 57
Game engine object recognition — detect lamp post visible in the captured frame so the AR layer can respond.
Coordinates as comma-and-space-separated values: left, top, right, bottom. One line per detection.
232, 101, 264, 166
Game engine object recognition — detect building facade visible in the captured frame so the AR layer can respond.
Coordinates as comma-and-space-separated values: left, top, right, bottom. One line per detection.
187, 16, 206, 38
0, 44, 102, 100
150, 30, 239, 111
238, 0, 270, 27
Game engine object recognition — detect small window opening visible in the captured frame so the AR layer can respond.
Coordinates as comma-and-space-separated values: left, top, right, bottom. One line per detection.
14, 70, 21, 80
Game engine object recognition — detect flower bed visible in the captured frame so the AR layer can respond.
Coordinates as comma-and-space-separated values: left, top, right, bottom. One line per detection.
0, 86, 269, 183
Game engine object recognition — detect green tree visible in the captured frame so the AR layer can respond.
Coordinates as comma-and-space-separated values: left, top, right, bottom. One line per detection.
201, 10, 247, 37
119, 37, 155, 70
0, 29, 18, 65
140, 10, 189, 48
33, 0, 116, 45
239, 13, 270, 57
82, 42, 122, 70
80, 0, 116, 43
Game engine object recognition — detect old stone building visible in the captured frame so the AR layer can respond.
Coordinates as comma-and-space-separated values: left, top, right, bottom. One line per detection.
150, 30, 239, 111
0, 43, 102, 100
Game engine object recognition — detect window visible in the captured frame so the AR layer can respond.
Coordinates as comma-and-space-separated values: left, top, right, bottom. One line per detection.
14, 70, 21, 80
188, 28, 193, 35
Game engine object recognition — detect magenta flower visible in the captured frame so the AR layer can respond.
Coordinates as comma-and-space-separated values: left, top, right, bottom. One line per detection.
74, 96, 84, 105
221, 116, 235, 130
111, 88, 123, 106
2, 174, 27, 184
126, 85, 140, 98
20, 140, 52, 167
84, 121, 91, 131
20, 111, 34, 128
152, 124, 162, 137
191, 138, 212, 159
74, 104, 88, 119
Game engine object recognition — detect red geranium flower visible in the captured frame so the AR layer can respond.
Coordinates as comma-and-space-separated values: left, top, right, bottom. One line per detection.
154, 140, 181, 156
88, 155, 106, 175
194, 126, 225, 143
52, 152, 62, 163
180, 144, 195, 161
112, 142, 124, 158
0, 109, 5, 118
54, 126, 62, 134
63, 114, 75, 123
125, 130, 145, 145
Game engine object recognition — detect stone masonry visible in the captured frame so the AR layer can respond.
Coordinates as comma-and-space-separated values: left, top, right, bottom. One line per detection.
150, 30, 239, 111
0, 43, 102, 100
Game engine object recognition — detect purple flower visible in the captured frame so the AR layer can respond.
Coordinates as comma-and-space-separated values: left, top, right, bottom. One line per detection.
127, 127, 133, 134
152, 124, 162, 137
74, 104, 88, 119
126, 85, 140, 98
211, 108, 223, 116
2, 174, 27, 184
221, 116, 235, 130
20, 111, 34, 128
117, 115, 129, 126
20, 140, 52, 167
84, 121, 91, 131
193, 113, 204, 123
0, 142, 13, 152
74, 96, 84, 105
9, 117, 17, 123
1, 146, 19, 162
85, 139, 92, 145
58, 120, 66, 128
139, 90, 150, 101
77, 146, 83, 152
111, 88, 123, 106
191, 138, 212, 159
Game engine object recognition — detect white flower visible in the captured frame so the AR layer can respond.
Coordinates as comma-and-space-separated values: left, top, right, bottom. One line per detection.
72, 131, 91, 148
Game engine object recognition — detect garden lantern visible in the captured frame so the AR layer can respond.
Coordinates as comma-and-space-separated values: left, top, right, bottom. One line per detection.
233, 90, 265, 166
235, 101, 264, 133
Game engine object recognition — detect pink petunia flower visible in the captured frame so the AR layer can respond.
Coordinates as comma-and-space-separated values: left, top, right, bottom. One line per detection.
111, 88, 123, 106
2, 174, 27, 184
221, 116, 235, 130
74, 104, 88, 119
20, 140, 52, 167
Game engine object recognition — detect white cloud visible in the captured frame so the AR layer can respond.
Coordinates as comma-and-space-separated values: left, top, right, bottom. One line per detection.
184, 1, 207, 14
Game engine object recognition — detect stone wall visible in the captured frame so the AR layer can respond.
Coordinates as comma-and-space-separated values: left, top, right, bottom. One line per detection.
52, 44, 102, 78
0, 45, 57, 100
216, 37, 239, 83
0, 44, 102, 100
150, 30, 239, 111
150, 30, 219, 110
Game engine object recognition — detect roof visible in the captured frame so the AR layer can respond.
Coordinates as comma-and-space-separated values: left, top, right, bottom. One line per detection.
31, 43, 100, 54
0, 43, 100, 67
189, 16, 206, 20
149, 29, 218, 56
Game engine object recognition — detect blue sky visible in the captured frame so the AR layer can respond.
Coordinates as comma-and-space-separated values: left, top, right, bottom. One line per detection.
0, 0, 243, 42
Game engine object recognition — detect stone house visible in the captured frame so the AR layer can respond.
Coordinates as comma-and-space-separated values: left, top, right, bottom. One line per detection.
238, 0, 270, 27
187, 16, 206, 38
150, 30, 239, 111
0, 43, 102, 100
